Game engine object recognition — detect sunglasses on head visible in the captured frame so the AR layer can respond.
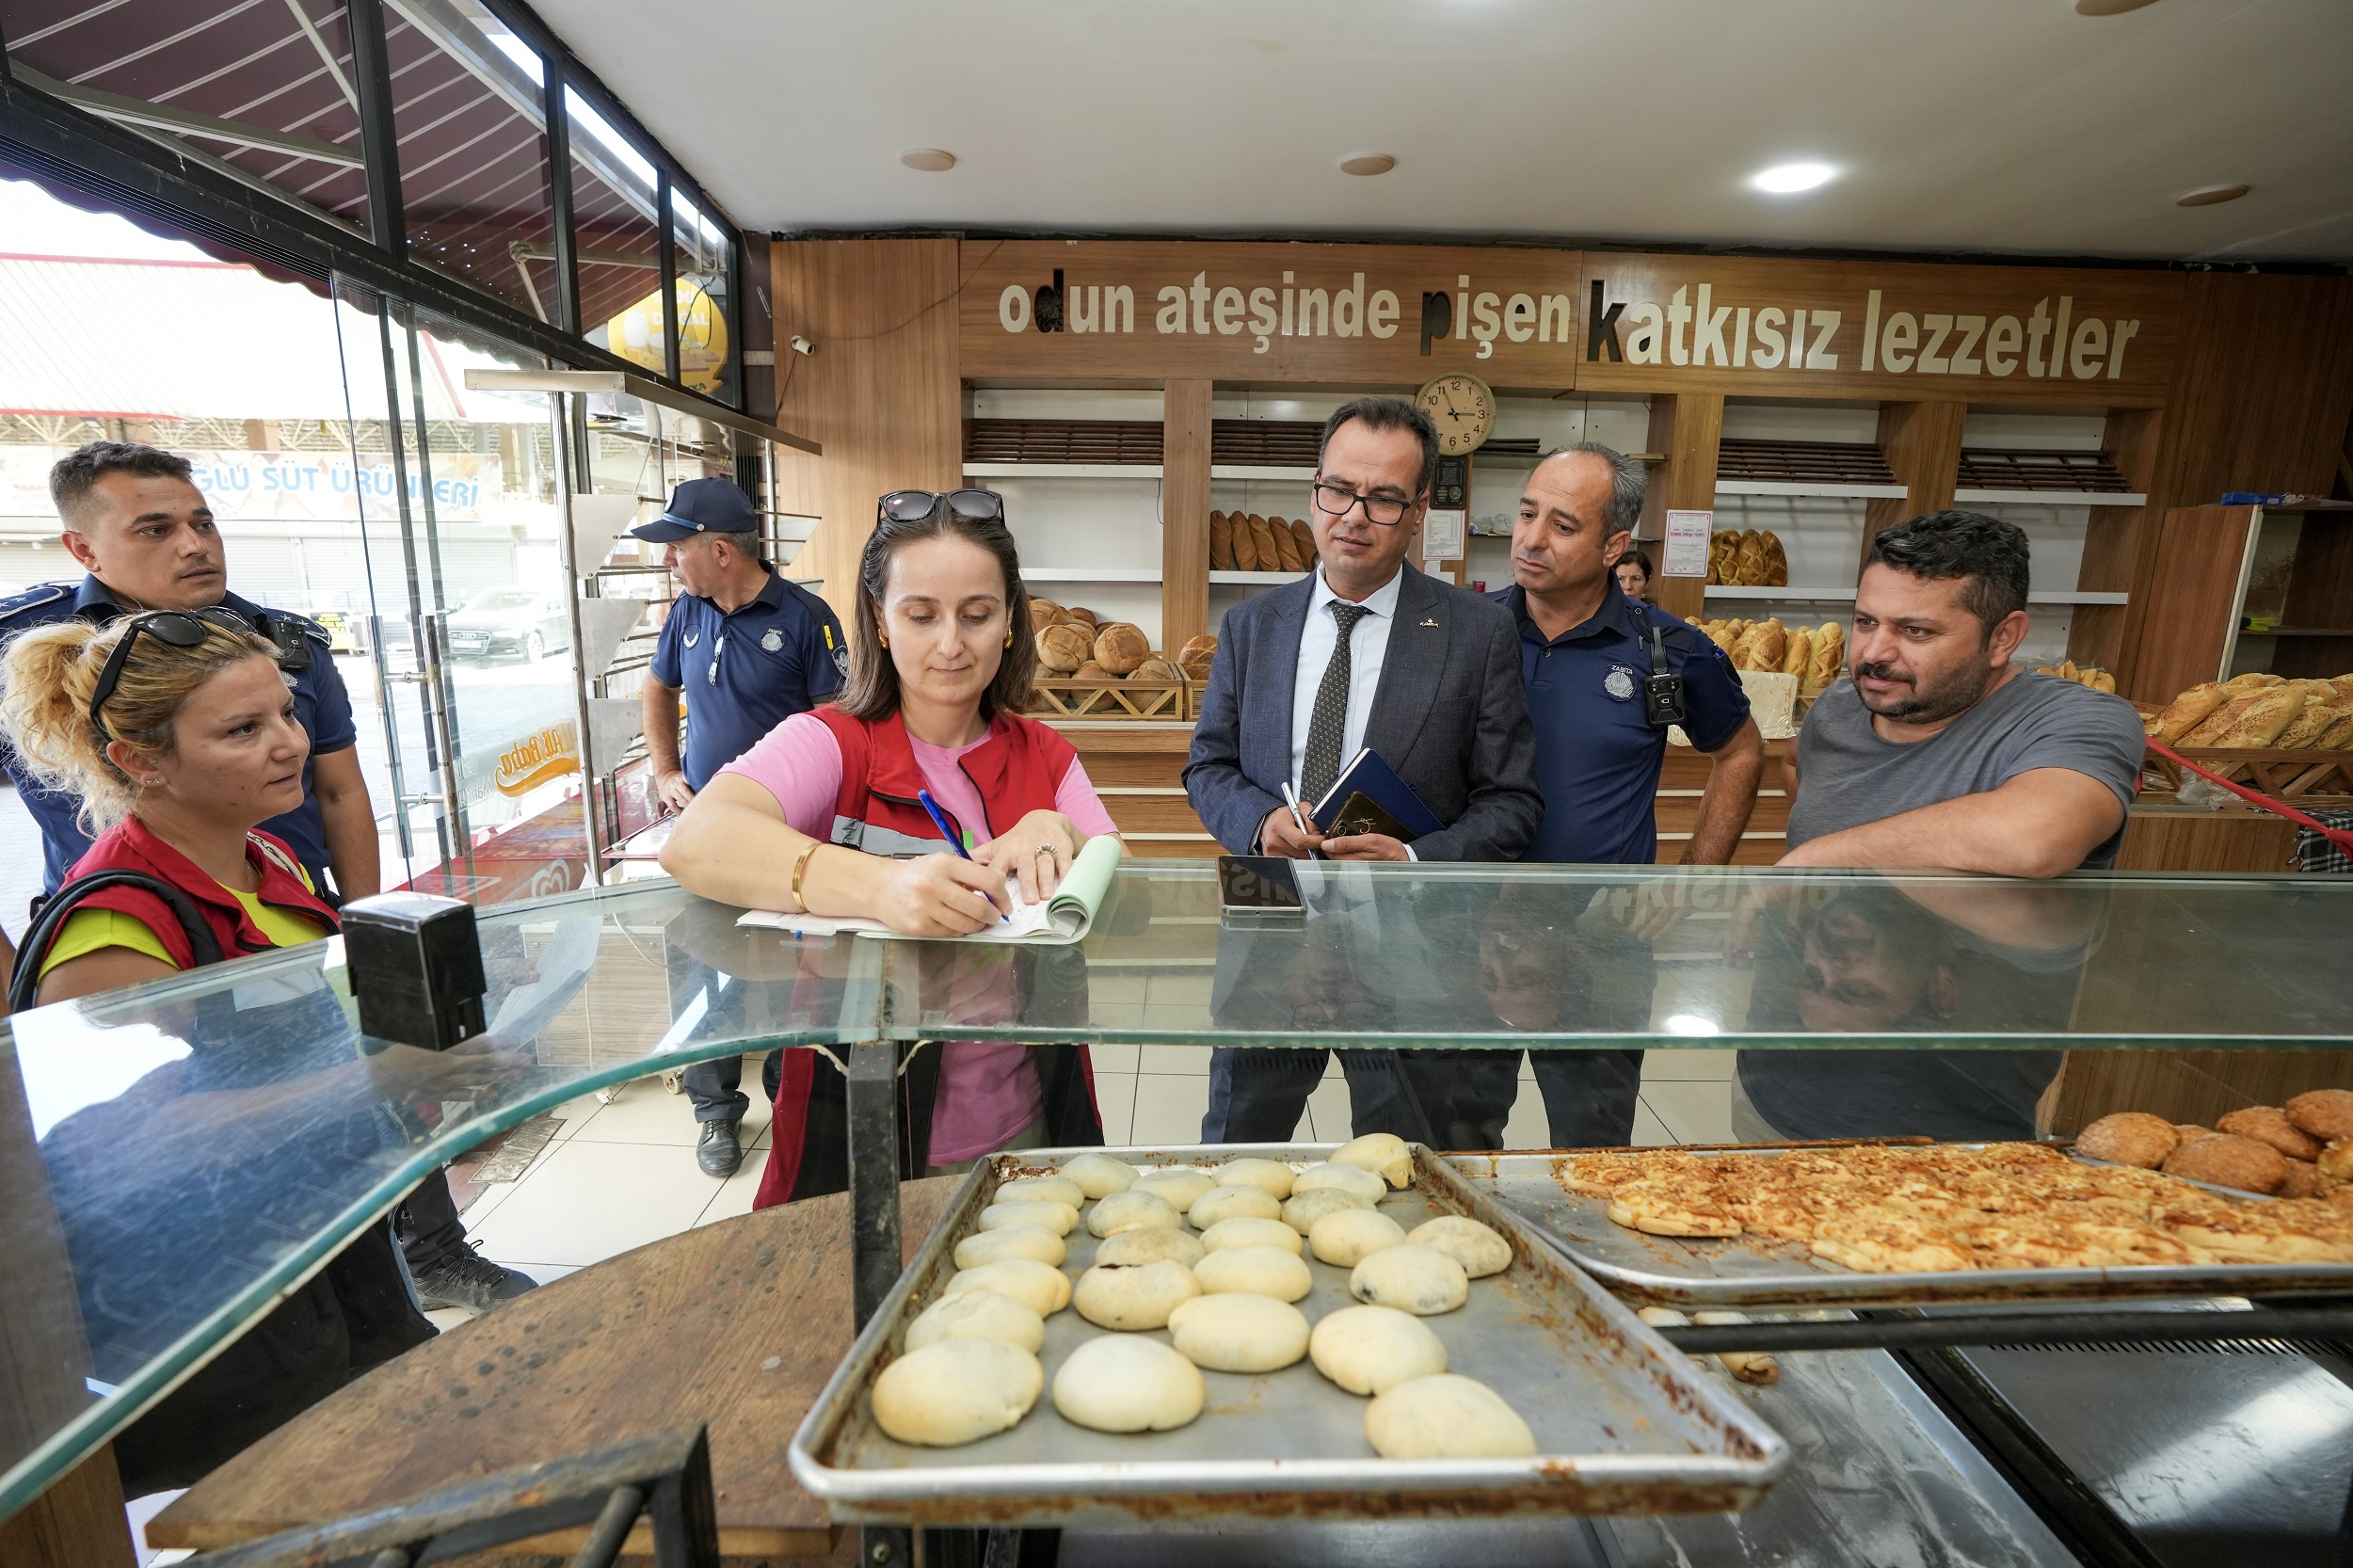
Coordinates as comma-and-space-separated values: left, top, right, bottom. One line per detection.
88, 607, 264, 726
877, 488, 1005, 526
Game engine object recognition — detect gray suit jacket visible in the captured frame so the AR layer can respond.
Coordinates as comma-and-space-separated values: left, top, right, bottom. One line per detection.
1181, 565, 1542, 862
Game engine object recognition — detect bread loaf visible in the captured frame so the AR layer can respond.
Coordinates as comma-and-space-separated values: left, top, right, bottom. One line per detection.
1180, 633, 1219, 665
1029, 599, 1064, 633
2152, 682, 2228, 744
1248, 515, 1282, 573
1727, 625, 1760, 669
1231, 515, 1262, 571
1037, 623, 1092, 673
1094, 621, 1150, 676
1760, 530, 1789, 587
1708, 533, 1738, 585
2222, 671, 2283, 694
1073, 660, 1116, 681
2276, 700, 2348, 749
1209, 512, 1234, 571
2322, 711, 2353, 749
1064, 606, 1099, 630
1809, 623, 1844, 680
2178, 694, 2259, 746
1780, 625, 1813, 677
1133, 658, 1185, 683
1706, 621, 1739, 654
1275, 520, 1306, 572
2199, 686, 2306, 747
1289, 518, 1317, 568
1735, 530, 1768, 587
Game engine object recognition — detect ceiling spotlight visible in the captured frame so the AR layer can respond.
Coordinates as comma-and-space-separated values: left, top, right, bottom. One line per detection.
1751, 162, 1836, 194
2175, 184, 2250, 207
899, 148, 956, 173
1339, 153, 1397, 177
2075, 0, 2159, 14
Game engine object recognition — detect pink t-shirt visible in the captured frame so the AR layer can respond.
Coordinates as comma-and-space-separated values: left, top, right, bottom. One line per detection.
721, 712, 1118, 1163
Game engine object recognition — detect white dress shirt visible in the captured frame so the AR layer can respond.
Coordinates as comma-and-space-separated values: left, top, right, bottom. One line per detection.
1289, 564, 1402, 795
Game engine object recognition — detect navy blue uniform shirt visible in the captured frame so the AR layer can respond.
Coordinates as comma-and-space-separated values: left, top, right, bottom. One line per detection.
1488, 582, 1751, 865
0, 577, 356, 892
648, 568, 846, 790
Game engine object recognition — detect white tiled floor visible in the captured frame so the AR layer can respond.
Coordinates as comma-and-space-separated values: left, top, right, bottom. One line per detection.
458, 1048, 1737, 1288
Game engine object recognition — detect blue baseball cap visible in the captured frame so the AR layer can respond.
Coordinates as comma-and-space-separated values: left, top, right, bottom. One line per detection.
631, 477, 758, 543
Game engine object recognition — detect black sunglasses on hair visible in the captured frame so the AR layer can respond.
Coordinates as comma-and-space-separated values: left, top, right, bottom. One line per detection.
88, 607, 263, 725
876, 488, 1005, 525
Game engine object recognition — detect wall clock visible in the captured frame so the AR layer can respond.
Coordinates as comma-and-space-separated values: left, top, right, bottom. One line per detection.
1416, 373, 1497, 456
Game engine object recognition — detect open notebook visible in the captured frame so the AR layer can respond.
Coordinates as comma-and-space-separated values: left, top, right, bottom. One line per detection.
735, 834, 1124, 944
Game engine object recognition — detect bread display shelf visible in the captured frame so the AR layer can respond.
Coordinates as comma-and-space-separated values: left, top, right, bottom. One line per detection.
1211, 465, 1315, 482
1702, 587, 2130, 605
2141, 746, 2353, 803
1029, 679, 1193, 723
1021, 568, 1163, 583
1454, 1147, 2353, 1312
1955, 488, 2149, 508
788, 1143, 1788, 1527
1211, 569, 1310, 585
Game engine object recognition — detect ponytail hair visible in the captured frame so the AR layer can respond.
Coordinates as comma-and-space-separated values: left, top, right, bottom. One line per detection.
0, 616, 283, 836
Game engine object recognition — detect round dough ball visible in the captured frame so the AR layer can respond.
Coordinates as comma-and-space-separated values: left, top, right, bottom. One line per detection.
1199, 1216, 1304, 1256
1133, 1169, 1216, 1210
1193, 1245, 1313, 1304
953, 1224, 1067, 1270
1283, 1187, 1373, 1234
1406, 1216, 1512, 1279
2073, 1112, 2179, 1170
1190, 1184, 1282, 1229
1365, 1375, 1535, 1460
2176, 1124, 2218, 1144
2281, 1158, 2320, 1199
1074, 1260, 1201, 1331
2163, 1132, 2290, 1194
2289, 1089, 2353, 1144
1309, 1208, 1408, 1267
1351, 1244, 1469, 1316
1087, 1189, 1184, 1239
872, 1339, 1043, 1447
1292, 1162, 1386, 1206
980, 1200, 1078, 1238
1332, 1132, 1414, 1189
996, 1175, 1084, 1208
943, 1257, 1072, 1318
1308, 1304, 1449, 1395
1051, 1335, 1206, 1433
1058, 1153, 1139, 1199
1166, 1293, 1310, 1373
1212, 1157, 1296, 1200
2218, 1106, 2325, 1163
1095, 1227, 1207, 1269
904, 1289, 1046, 1353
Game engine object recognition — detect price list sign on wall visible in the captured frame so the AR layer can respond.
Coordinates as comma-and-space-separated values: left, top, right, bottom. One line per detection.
1662, 509, 1714, 578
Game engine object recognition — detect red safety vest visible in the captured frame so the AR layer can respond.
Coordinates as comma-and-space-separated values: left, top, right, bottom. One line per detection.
754, 705, 1101, 1208
44, 816, 340, 972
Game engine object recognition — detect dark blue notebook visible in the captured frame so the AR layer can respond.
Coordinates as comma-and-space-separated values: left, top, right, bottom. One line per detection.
1307, 748, 1447, 842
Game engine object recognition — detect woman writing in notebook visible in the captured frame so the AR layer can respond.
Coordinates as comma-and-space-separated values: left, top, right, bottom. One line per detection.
663, 489, 1117, 1200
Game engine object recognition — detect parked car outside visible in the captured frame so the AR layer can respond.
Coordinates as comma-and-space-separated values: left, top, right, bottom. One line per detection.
444, 588, 570, 664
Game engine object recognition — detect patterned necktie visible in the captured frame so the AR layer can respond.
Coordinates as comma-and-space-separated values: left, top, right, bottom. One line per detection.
1301, 601, 1372, 805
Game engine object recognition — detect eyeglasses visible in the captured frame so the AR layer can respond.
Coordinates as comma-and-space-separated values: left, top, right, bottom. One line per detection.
1310, 479, 1419, 528
88, 607, 259, 726
877, 488, 1006, 525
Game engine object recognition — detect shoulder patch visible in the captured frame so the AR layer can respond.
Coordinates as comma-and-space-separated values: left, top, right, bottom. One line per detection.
0, 584, 72, 621
267, 609, 333, 643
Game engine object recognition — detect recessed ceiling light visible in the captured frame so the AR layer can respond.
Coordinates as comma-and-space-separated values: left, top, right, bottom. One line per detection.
2076, 0, 2159, 15
899, 148, 955, 173
2175, 184, 2250, 207
1751, 162, 1836, 194
1339, 153, 1397, 177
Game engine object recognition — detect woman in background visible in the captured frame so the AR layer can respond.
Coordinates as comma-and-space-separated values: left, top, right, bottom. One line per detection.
1614, 547, 1655, 602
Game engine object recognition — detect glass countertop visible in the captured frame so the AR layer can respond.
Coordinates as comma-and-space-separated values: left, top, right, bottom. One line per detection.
6, 859, 2353, 1519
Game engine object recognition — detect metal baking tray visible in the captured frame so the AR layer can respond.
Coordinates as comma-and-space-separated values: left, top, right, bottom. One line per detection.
789, 1143, 1790, 1528
1450, 1147, 2353, 1311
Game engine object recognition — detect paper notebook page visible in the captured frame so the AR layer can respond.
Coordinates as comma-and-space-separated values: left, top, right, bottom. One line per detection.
734, 909, 889, 936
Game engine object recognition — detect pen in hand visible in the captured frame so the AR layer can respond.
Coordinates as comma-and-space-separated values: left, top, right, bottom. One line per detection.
1281, 780, 1324, 860
917, 788, 1009, 922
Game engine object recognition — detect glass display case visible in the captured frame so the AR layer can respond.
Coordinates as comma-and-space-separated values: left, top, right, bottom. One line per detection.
7, 859, 2353, 1527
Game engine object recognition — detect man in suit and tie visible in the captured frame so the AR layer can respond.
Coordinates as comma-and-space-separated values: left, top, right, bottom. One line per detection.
1184, 395, 1543, 1142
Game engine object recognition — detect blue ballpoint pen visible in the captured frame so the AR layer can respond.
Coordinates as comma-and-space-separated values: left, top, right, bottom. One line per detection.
917, 788, 1008, 921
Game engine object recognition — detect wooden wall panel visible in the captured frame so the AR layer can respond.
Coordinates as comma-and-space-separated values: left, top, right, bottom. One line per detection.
1161, 378, 1212, 652
2128, 505, 2253, 702
2070, 406, 2164, 670
769, 240, 964, 614
1860, 400, 1966, 575
1642, 392, 1720, 624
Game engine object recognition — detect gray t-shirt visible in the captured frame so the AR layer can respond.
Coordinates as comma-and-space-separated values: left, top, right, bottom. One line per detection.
1786, 670, 2147, 869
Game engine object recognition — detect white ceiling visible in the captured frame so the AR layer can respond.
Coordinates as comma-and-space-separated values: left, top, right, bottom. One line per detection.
536, 0, 2353, 264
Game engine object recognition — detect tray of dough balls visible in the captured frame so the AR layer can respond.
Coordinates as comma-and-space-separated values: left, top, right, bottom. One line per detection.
788, 1135, 1791, 1526
1449, 1107, 2353, 1314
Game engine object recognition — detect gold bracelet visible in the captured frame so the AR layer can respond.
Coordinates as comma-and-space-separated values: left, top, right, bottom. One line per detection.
790, 840, 824, 912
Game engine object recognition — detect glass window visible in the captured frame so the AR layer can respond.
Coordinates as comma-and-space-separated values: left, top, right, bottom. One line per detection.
669, 186, 739, 406
379, 0, 557, 321
3, 0, 373, 235
565, 88, 663, 367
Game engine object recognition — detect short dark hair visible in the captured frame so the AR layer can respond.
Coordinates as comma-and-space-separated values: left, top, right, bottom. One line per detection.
1618, 547, 1655, 578
837, 495, 1035, 724
1541, 442, 1648, 536
50, 440, 194, 526
1319, 396, 1439, 497
1865, 509, 2032, 634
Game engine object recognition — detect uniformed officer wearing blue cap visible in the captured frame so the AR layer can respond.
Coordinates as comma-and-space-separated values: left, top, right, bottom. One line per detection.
636, 475, 847, 1176
0, 440, 537, 1314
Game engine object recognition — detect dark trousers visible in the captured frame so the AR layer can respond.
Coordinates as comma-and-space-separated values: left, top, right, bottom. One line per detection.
1445, 1048, 1644, 1149
392, 1166, 469, 1272
1203, 1048, 1463, 1145
684, 1048, 784, 1125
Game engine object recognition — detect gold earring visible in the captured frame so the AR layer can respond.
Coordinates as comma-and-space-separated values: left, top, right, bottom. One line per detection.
878, 633, 888, 648
1004, 630, 1015, 648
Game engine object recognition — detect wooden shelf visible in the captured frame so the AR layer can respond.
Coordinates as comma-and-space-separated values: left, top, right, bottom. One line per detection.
1716, 481, 1908, 500
1209, 465, 1315, 481
1210, 570, 1310, 585
1954, 488, 2148, 508
1021, 568, 1162, 583
967, 463, 1163, 479
2236, 626, 2353, 638
1704, 585, 2128, 605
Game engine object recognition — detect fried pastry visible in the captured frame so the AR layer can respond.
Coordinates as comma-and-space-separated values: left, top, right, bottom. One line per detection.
2288, 1090, 2353, 1143
2074, 1112, 2180, 1169
2163, 1133, 2289, 1194
2217, 1106, 2324, 1162
2281, 1160, 2320, 1199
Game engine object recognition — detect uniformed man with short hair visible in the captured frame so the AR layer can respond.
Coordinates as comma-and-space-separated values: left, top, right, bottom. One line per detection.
0, 440, 536, 1314
635, 476, 847, 1176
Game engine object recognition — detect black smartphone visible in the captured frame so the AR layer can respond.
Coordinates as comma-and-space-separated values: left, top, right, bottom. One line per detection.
1217, 855, 1305, 924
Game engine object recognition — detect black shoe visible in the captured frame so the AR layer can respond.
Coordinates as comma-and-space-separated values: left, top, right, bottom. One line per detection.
697, 1116, 744, 1177
413, 1243, 538, 1314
